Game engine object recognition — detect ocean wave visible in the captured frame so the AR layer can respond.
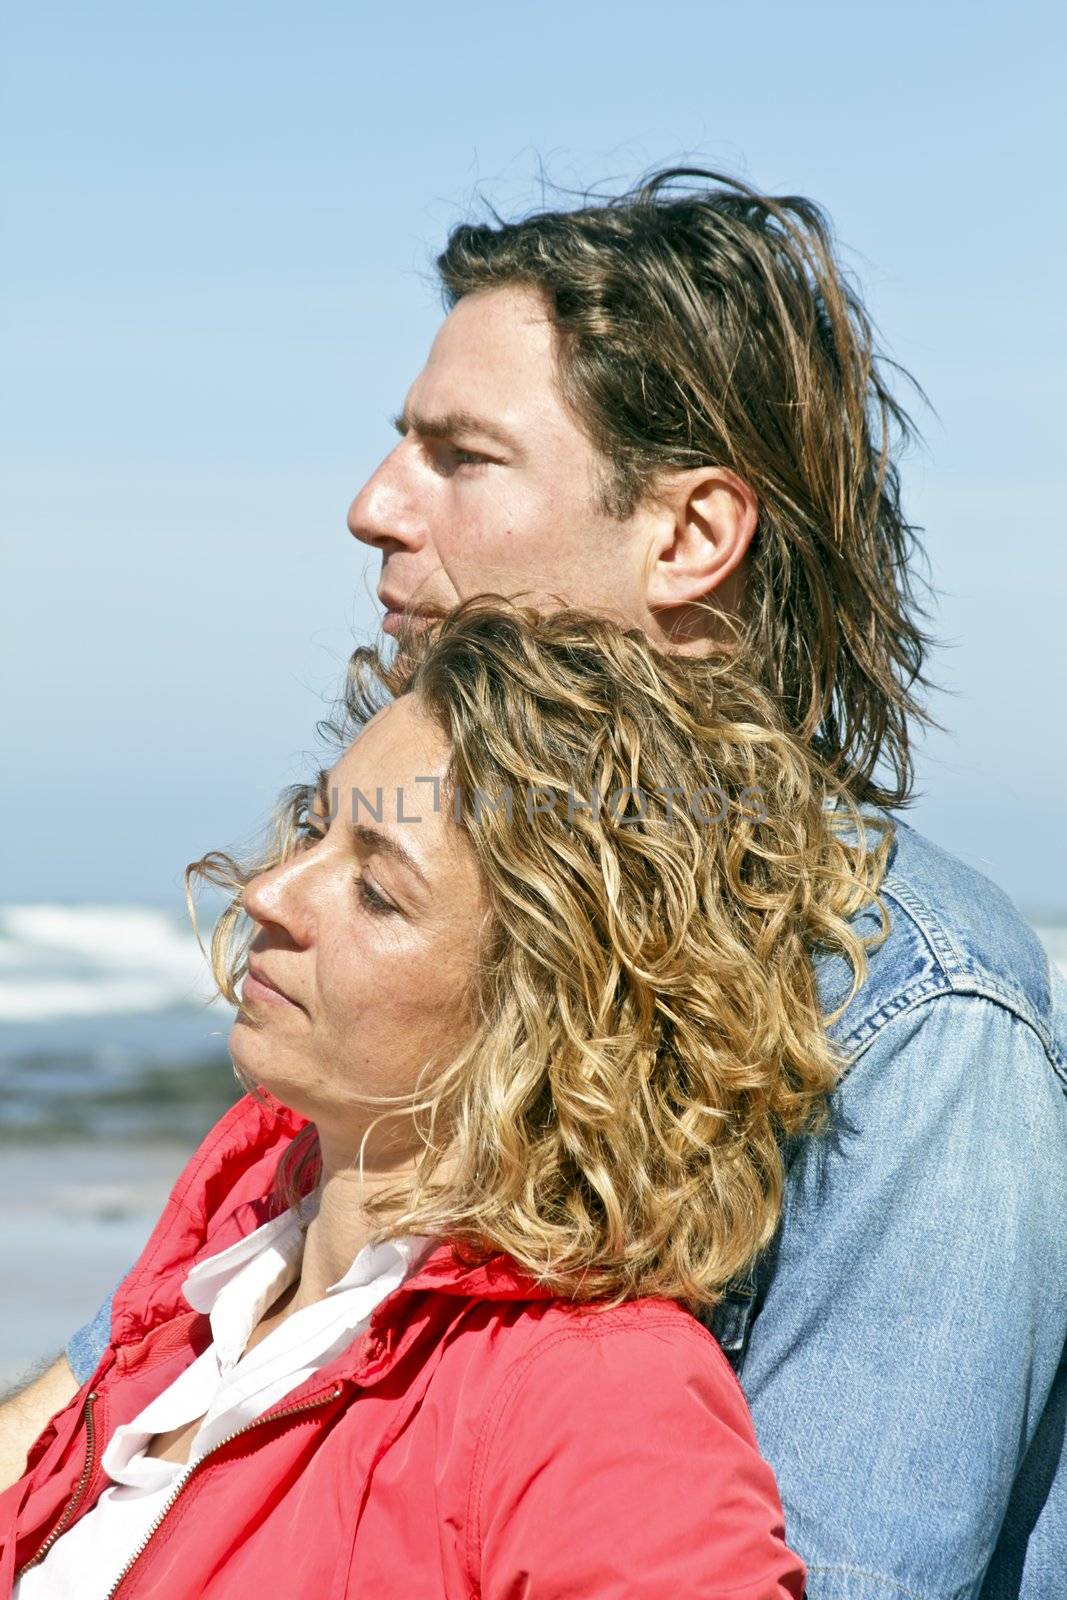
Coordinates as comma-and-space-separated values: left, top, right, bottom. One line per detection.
0, 904, 221, 1023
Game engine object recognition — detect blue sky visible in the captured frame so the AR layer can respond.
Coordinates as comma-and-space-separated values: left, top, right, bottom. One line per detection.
3, 0, 1065, 915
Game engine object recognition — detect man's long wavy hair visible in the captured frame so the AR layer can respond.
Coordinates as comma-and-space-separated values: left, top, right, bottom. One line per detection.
190, 598, 893, 1313
436, 166, 944, 811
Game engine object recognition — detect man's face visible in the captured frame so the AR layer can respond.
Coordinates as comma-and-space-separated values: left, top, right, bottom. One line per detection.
347, 285, 658, 635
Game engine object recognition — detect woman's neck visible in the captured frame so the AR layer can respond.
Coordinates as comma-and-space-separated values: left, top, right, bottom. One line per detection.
289, 1135, 422, 1312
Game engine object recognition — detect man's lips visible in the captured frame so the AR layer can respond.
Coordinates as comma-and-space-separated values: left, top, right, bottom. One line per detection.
243, 962, 302, 1011
378, 594, 445, 635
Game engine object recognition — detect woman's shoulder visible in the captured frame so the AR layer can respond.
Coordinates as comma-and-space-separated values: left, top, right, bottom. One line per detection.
421, 1285, 756, 1484
466, 1293, 752, 1446
459, 1296, 801, 1598
502, 1294, 739, 1381
516, 1293, 726, 1358
407, 1247, 738, 1394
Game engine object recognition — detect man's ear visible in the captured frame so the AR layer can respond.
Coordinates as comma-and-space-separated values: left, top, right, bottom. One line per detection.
644, 466, 759, 613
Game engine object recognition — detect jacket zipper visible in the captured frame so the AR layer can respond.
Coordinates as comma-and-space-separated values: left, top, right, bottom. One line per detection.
102, 1383, 344, 1599
15, 1389, 100, 1578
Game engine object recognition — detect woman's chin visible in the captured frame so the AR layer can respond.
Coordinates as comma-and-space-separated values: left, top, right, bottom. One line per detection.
228, 1012, 261, 1061
230, 1022, 286, 1089
228, 1030, 318, 1121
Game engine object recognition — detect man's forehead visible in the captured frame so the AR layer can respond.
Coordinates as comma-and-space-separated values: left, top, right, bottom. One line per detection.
414, 287, 559, 409
435, 283, 552, 347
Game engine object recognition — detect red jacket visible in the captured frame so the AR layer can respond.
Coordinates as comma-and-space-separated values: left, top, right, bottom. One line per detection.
2, 1094, 804, 1598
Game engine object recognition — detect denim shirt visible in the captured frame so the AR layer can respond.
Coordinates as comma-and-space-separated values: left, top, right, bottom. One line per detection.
67, 810, 1067, 1599
709, 810, 1067, 1599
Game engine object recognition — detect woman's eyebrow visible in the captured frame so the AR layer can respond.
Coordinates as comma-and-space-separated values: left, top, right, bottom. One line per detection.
314, 770, 431, 890
351, 823, 430, 891
313, 768, 333, 814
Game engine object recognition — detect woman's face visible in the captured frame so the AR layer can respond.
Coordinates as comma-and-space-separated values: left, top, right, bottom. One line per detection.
231, 695, 488, 1164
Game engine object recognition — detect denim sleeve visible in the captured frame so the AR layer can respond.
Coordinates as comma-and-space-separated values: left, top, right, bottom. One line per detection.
65, 1287, 117, 1385
737, 992, 1067, 1600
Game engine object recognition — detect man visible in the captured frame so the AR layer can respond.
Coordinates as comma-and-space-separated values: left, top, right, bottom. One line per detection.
4, 168, 1066, 1598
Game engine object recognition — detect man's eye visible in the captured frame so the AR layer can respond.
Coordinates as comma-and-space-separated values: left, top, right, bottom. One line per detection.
296, 817, 326, 847
431, 442, 490, 472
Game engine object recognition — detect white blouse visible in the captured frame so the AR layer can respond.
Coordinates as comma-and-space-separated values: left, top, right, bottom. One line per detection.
16, 1210, 434, 1599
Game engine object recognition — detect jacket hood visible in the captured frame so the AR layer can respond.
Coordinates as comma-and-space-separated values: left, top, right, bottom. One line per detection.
111, 1091, 556, 1354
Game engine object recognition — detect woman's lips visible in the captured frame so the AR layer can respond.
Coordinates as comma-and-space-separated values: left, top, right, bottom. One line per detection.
243, 966, 302, 1011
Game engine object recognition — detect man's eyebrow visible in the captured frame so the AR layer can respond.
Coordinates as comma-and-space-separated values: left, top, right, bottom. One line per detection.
391, 406, 518, 452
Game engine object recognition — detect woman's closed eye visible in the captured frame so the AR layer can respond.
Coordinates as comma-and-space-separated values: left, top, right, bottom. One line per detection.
357, 877, 398, 916
295, 815, 400, 918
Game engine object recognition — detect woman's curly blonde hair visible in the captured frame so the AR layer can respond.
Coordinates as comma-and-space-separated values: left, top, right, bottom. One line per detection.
189, 596, 893, 1313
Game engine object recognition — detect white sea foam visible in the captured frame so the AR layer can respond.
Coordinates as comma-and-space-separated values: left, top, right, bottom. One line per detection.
0, 904, 220, 1023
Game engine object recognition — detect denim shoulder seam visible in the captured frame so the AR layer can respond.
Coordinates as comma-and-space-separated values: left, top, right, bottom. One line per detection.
877, 870, 1052, 1036
879, 870, 969, 973
837, 981, 1067, 1098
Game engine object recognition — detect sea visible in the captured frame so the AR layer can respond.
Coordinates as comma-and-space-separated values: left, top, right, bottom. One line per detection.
1, 903, 1065, 1386
0, 903, 241, 1383
0, 902, 240, 1146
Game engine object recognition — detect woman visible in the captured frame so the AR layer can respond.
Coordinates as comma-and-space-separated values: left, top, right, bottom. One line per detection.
1, 598, 891, 1598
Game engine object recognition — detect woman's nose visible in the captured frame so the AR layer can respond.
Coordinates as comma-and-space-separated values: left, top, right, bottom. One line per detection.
347, 444, 426, 554
241, 854, 315, 948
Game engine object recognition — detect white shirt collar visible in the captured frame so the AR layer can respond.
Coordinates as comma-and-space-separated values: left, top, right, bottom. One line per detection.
182, 1210, 300, 1316
182, 1210, 436, 1319
96, 1214, 435, 1506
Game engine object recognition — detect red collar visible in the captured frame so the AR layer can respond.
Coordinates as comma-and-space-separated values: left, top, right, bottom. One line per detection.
111, 1092, 556, 1354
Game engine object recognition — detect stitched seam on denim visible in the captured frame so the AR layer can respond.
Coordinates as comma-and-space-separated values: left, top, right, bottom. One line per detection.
949, 977, 1047, 1038
804, 1560, 967, 1600
837, 982, 1060, 1091
879, 873, 1050, 1032
465, 1312, 726, 1589
823, 876, 947, 1061
880, 872, 970, 974
844, 972, 1049, 1062
1042, 956, 1067, 1076
834, 977, 950, 1072
950, 981, 1063, 1075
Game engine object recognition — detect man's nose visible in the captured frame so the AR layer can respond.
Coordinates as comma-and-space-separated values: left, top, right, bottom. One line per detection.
347, 444, 425, 554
